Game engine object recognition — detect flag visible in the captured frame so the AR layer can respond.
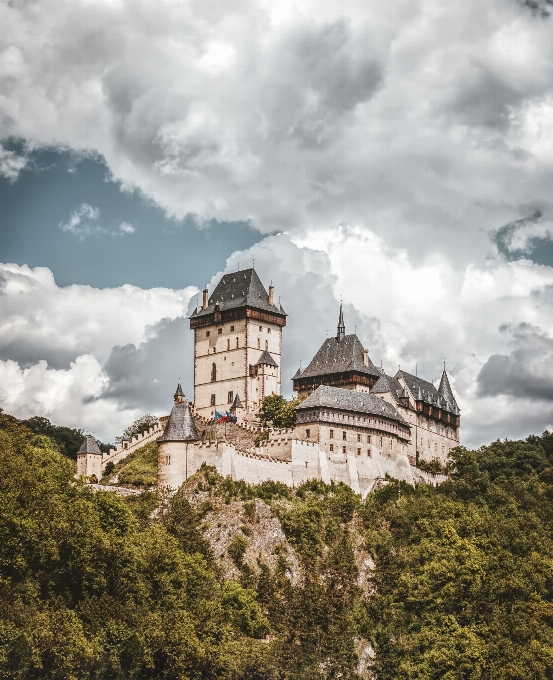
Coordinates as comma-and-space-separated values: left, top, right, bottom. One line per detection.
215, 411, 232, 423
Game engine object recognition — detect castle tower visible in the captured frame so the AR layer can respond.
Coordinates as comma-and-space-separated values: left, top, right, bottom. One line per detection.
189, 268, 286, 418
292, 305, 380, 398
157, 384, 200, 488
76, 435, 103, 481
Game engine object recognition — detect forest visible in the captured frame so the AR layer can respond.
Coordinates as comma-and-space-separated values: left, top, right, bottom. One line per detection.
1, 406, 553, 679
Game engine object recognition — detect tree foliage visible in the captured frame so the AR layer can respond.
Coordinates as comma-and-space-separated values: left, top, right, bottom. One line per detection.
115, 414, 159, 445
258, 395, 305, 429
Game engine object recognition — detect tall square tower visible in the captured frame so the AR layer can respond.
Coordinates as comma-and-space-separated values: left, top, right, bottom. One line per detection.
189, 268, 286, 419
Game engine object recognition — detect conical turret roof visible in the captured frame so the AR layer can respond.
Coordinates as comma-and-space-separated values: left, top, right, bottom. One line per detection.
158, 399, 199, 443
232, 393, 243, 409
174, 382, 185, 400
438, 369, 459, 412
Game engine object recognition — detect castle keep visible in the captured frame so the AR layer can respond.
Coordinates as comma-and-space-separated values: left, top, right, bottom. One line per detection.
79, 267, 459, 496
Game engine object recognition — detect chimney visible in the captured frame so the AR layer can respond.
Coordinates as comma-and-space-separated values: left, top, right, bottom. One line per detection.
268, 285, 274, 306
363, 348, 369, 366
202, 288, 208, 310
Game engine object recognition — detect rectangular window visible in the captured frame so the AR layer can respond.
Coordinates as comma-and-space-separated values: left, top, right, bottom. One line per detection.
210, 394, 216, 406
206, 331, 210, 337
342, 431, 347, 440
342, 445, 347, 454
259, 325, 262, 331
230, 325, 234, 332
228, 391, 233, 404
236, 337, 239, 348
329, 429, 334, 439
306, 429, 310, 438
267, 328, 271, 334
329, 444, 334, 452
218, 328, 222, 334
368, 435, 371, 443
357, 433, 361, 443
227, 339, 230, 350
165, 455, 170, 465
357, 448, 361, 456
380, 437, 383, 446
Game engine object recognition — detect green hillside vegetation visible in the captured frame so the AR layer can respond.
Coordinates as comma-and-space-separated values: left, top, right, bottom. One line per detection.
102, 440, 158, 487
2, 405, 553, 679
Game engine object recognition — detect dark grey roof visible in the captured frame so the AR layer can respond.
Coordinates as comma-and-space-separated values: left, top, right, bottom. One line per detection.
396, 370, 459, 414
438, 369, 459, 412
232, 393, 243, 409
158, 401, 199, 442
297, 334, 380, 380
296, 385, 407, 425
255, 350, 278, 367
189, 268, 285, 319
174, 382, 185, 400
371, 373, 404, 405
292, 366, 304, 380
77, 435, 102, 455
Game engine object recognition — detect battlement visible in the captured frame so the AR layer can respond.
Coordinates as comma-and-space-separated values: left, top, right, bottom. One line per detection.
101, 422, 163, 472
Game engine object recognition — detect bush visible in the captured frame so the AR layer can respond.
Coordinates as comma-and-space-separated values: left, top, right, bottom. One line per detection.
228, 534, 248, 567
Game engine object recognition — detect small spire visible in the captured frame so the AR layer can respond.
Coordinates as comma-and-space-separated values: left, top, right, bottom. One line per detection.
337, 303, 345, 342
174, 382, 185, 403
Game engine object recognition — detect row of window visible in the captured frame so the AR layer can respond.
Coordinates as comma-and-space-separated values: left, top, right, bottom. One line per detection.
209, 337, 270, 352
210, 391, 235, 406
328, 429, 378, 444
205, 325, 272, 338
328, 444, 386, 455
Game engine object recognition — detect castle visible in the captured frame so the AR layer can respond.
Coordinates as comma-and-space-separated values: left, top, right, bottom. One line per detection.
78, 268, 459, 496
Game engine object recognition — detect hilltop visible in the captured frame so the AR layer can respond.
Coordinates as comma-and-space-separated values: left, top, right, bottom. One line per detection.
1, 408, 553, 678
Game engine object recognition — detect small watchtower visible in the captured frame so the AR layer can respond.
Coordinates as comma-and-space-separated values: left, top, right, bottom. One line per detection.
76, 435, 103, 481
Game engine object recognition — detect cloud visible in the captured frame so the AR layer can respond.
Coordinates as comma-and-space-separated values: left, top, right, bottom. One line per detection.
2, 0, 553, 265
477, 322, 553, 400
0, 143, 28, 182
494, 210, 553, 256
117, 221, 135, 234
59, 203, 102, 238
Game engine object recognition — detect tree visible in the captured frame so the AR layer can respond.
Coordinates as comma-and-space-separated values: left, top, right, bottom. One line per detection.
258, 395, 305, 429
115, 414, 159, 445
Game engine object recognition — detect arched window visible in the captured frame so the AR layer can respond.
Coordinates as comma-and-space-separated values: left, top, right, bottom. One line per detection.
211, 363, 217, 382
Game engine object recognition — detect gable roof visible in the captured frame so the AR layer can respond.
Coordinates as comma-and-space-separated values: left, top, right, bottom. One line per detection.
189, 268, 285, 319
77, 435, 102, 455
158, 400, 199, 443
255, 350, 278, 367
396, 370, 459, 414
371, 373, 405, 405
296, 334, 380, 381
296, 385, 407, 425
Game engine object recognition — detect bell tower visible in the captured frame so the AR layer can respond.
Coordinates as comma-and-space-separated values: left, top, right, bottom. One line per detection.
189, 269, 286, 419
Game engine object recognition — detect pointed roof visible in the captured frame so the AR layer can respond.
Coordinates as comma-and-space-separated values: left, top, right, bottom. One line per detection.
255, 350, 278, 367
370, 373, 405, 405
296, 334, 380, 381
438, 369, 459, 412
174, 382, 185, 401
337, 303, 345, 342
292, 366, 304, 380
296, 385, 408, 425
232, 393, 243, 409
77, 435, 102, 455
189, 268, 286, 319
396, 370, 459, 414
158, 400, 199, 443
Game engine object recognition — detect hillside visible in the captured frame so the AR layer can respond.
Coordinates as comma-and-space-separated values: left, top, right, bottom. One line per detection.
2, 407, 553, 678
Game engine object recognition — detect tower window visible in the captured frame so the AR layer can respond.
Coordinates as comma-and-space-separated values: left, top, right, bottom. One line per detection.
357, 433, 361, 443
210, 394, 216, 406
368, 435, 371, 443
228, 391, 233, 403
342, 446, 347, 454
236, 337, 239, 348
227, 339, 230, 350
259, 326, 262, 331
267, 328, 271, 334
329, 444, 334, 452
380, 437, 383, 446
206, 331, 210, 337
329, 429, 334, 439
306, 429, 310, 438
230, 325, 234, 332
342, 431, 347, 440
218, 328, 222, 334
257, 338, 260, 349
265, 340, 268, 350
357, 448, 361, 456
211, 363, 217, 381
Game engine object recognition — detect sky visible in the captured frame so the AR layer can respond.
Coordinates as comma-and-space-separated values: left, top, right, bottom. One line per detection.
1, 0, 553, 446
